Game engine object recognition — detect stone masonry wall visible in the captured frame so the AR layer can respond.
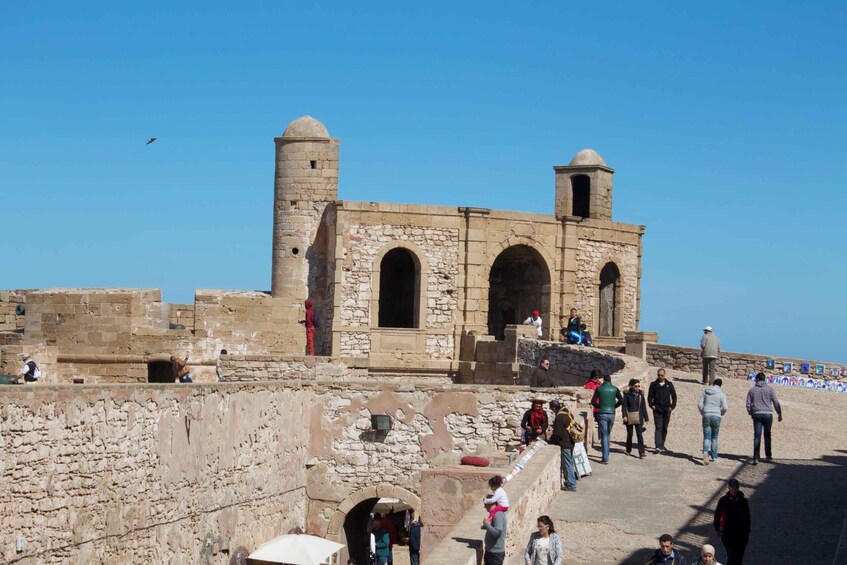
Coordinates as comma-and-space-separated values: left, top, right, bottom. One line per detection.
575, 239, 639, 335
647, 343, 847, 381
338, 223, 460, 357
0, 289, 31, 333
0, 384, 310, 565
518, 339, 626, 381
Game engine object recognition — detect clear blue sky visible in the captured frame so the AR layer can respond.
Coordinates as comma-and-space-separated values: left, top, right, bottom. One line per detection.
2, 2, 845, 362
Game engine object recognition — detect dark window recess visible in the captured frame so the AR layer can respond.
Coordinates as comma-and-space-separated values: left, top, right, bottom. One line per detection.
292, 247, 299, 256
148, 361, 174, 383
310, 160, 317, 169
571, 175, 591, 218
378, 248, 417, 328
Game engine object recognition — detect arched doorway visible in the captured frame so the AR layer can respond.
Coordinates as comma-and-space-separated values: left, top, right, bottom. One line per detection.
487, 245, 551, 340
598, 262, 620, 337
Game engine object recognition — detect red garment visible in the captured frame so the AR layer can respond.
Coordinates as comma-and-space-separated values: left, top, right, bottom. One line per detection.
306, 327, 315, 356
383, 517, 398, 544
304, 300, 315, 329
584, 380, 601, 413
529, 407, 546, 429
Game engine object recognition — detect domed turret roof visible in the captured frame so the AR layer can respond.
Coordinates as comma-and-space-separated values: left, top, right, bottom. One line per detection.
282, 115, 330, 138
569, 149, 606, 167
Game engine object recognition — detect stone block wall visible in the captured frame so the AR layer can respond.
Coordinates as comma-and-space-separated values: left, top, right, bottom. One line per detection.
220, 355, 368, 382
0, 289, 30, 332
0, 383, 310, 565
574, 237, 639, 337
518, 339, 626, 381
647, 343, 847, 381
166, 303, 195, 331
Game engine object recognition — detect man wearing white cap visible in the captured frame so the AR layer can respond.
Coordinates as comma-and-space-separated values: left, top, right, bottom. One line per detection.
700, 326, 720, 385
15, 353, 41, 384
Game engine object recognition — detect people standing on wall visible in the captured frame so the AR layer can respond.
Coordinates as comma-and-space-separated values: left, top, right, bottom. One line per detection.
482, 501, 508, 565
714, 479, 750, 565
523, 515, 563, 565
698, 378, 728, 465
590, 375, 622, 463
621, 378, 649, 459
700, 326, 721, 385
745, 372, 783, 465
171, 352, 191, 383
524, 310, 543, 338
216, 348, 227, 383
299, 299, 317, 356
548, 400, 577, 491
565, 308, 581, 344
647, 368, 677, 453
521, 398, 549, 445
407, 510, 422, 565
531, 358, 553, 388
14, 353, 41, 384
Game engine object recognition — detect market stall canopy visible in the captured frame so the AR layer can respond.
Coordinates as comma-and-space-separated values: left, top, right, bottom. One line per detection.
248, 534, 344, 565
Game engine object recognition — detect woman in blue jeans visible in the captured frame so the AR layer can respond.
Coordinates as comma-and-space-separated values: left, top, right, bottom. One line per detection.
698, 378, 728, 464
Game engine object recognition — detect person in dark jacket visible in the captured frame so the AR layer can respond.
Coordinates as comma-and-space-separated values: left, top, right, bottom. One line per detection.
647, 369, 677, 453
646, 533, 688, 565
530, 358, 553, 388
548, 399, 577, 491
621, 379, 649, 458
590, 375, 623, 463
521, 398, 549, 444
407, 510, 422, 565
564, 308, 581, 343
713, 479, 750, 565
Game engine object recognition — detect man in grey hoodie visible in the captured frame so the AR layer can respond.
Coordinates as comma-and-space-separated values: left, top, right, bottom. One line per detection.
698, 378, 728, 464
745, 372, 783, 464
700, 326, 720, 385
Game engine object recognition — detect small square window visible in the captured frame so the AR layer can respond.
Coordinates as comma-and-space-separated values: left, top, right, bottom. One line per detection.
310, 160, 317, 169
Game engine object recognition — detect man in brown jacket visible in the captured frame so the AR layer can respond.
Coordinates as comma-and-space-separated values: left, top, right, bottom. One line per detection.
548, 400, 577, 491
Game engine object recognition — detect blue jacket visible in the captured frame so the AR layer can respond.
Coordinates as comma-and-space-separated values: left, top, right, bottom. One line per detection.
408, 522, 421, 552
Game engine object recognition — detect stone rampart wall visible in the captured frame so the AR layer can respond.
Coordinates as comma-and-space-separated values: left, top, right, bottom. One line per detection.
0, 383, 310, 565
0, 290, 30, 333
647, 343, 847, 381
220, 355, 368, 382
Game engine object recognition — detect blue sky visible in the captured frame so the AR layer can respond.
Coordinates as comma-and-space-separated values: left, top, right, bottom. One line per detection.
2, 2, 845, 362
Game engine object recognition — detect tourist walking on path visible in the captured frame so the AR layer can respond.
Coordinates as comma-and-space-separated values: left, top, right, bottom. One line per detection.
524, 310, 543, 338
698, 378, 728, 464
647, 368, 677, 453
700, 326, 721, 385
482, 501, 507, 565
584, 369, 602, 446
531, 358, 553, 388
548, 400, 577, 491
646, 534, 688, 565
714, 479, 750, 565
745, 372, 783, 464
696, 544, 722, 565
590, 375, 622, 463
521, 398, 549, 445
621, 378, 649, 458
523, 515, 563, 565
299, 299, 317, 356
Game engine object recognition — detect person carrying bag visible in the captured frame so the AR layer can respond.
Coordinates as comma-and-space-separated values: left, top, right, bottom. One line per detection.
622, 378, 649, 458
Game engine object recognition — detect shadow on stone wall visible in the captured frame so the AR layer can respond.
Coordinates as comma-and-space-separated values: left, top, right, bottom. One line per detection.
619, 450, 847, 564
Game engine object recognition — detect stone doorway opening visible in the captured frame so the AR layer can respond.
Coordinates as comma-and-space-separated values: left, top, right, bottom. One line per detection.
147, 361, 173, 383
487, 244, 551, 340
598, 262, 620, 337
378, 248, 419, 328
340, 497, 415, 565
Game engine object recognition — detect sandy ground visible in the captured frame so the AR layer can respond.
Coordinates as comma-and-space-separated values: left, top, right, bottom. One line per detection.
534, 368, 847, 565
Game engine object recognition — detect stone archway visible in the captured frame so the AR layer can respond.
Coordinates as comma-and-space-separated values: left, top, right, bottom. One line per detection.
326, 484, 421, 565
487, 245, 552, 340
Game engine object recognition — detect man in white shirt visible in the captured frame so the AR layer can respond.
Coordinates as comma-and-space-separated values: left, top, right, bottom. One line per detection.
524, 310, 543, 338
15, 353, 40, 384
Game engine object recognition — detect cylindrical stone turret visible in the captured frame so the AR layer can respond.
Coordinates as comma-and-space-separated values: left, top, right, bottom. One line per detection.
271, 115, 339, 299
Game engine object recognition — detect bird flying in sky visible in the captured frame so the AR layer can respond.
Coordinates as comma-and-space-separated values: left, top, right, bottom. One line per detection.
146, 137, 157, 145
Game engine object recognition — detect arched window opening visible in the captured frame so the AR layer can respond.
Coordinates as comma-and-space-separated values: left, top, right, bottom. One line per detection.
378, 248, 418, 328
571, 175, 591, 218
598, 262, 620, 337
488, 245, 550, 340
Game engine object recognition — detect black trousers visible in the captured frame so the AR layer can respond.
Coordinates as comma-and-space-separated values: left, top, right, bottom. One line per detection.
653, 409, 671, 449
625, 423, 645, 454
722, 534, 748, 565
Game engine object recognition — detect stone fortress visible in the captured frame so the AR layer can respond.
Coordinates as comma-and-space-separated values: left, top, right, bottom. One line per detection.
2, 117, 845, 564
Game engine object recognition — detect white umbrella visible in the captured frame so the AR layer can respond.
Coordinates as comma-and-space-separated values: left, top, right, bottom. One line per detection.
248, 534, 345, 565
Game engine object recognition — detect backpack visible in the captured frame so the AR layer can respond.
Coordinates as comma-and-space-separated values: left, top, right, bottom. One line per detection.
26, 361, 41, 380
566, 409, 585, 443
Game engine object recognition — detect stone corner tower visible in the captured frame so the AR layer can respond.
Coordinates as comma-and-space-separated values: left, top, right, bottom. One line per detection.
271, 115, 339, 303
554, 148, 615, 220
